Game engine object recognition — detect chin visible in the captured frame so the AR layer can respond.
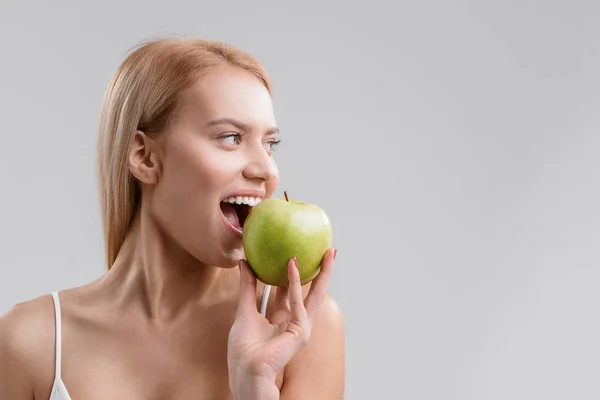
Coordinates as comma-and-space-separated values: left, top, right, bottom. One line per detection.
202, 246, 245, 269
223, 247, 245, 267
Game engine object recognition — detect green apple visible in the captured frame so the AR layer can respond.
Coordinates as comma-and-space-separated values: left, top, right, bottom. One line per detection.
242, 191, 333, 287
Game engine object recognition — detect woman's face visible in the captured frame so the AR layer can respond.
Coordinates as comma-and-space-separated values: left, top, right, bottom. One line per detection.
149, 65, 280, 268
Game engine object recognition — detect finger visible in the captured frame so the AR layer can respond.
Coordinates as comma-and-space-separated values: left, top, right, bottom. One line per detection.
268, 286, 290, 324
263, 326, 309, 373
304, 248, 336, 321
274, 285, 289, 311
287, 257, 308, 323
236, 259, 258, 315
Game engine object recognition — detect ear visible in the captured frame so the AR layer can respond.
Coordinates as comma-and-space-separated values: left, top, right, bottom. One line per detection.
128, 130, 161, 185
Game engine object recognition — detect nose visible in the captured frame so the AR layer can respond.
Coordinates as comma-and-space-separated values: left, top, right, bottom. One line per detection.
242, 145, 278, 183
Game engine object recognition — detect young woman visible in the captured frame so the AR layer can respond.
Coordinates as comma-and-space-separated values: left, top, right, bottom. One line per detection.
0, 38, 345, 399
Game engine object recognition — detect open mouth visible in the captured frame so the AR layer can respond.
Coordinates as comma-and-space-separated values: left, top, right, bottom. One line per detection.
220, 196, 262, 233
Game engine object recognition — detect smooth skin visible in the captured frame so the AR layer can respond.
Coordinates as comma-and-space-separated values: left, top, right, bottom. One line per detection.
0, 65, 345, 399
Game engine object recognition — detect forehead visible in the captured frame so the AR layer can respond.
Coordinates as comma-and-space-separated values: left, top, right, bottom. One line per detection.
178, 65, 275, 127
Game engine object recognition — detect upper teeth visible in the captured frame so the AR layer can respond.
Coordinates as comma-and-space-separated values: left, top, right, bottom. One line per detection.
224, 196, 262, 207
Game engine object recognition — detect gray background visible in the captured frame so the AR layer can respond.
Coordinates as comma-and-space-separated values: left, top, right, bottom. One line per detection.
1, 0, 599, 399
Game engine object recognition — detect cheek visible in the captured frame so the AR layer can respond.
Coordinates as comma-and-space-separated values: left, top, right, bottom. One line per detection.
268, 157, 280, 191
150, 157, 223, 243
158, 144, 241, 206
266, 174, 280, 197
194, 150, 245, 192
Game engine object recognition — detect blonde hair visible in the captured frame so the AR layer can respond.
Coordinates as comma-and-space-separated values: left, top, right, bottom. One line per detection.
97, 38, 271, 269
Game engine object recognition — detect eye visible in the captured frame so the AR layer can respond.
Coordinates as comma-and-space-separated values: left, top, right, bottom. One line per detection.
219, 133, 242, 146
265, 139, 281, 152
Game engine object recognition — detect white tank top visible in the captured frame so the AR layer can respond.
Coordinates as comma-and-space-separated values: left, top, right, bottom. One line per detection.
46, 285, 271, 400
49, 291, 72, 400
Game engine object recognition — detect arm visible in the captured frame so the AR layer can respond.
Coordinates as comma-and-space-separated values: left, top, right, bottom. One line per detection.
280, 293, 345, 400
0, 305, 37, 399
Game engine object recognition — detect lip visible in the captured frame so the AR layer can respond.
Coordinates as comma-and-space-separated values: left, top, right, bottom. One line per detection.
220, 189, 266, 202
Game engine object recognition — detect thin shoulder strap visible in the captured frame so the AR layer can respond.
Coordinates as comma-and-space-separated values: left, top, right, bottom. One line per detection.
260, 284, 271, 317
50, 291, 62, 381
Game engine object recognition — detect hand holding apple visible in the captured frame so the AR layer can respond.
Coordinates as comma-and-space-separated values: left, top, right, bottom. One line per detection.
242, 191, 333, 287
228, 248, 336, 397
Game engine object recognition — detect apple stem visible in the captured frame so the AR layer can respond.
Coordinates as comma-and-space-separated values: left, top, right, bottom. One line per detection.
284, 191, 289, 202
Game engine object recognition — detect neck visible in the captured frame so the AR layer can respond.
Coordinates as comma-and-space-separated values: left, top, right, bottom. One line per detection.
102, 208, 236, 324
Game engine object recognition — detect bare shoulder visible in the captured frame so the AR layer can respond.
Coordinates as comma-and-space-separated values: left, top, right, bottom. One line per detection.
304, 290, 345, 347
315, 291, 344, 325
261, 282, 344, 333
281, 291, 345, 399
0, 294, 56, 398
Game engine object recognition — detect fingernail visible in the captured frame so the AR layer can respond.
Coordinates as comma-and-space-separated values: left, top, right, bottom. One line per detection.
333, 248, 338, 260
293, 257, 299, 269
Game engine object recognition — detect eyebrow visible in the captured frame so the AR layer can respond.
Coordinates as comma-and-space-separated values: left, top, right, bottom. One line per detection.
207, 118, 279, 136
